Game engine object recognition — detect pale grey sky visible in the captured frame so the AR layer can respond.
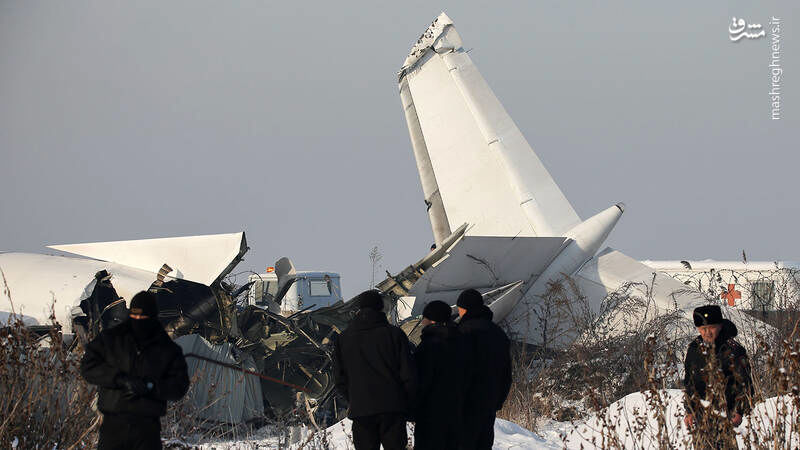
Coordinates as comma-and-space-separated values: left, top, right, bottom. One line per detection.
1, 1, 796, 297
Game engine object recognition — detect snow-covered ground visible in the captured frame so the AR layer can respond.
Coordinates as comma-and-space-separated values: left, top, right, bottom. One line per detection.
190, 418, 556, 450
188, 390, 800, 449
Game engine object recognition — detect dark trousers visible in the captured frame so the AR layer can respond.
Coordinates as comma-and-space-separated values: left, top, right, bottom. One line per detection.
351, 413, 407, 450
460, 413, 495, 450
415, 421, 458, 450
98, 414, 161, 450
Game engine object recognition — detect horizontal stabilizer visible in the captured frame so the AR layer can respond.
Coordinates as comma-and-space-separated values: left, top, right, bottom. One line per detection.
410, 235, 568, 294
48, 232, 248, 286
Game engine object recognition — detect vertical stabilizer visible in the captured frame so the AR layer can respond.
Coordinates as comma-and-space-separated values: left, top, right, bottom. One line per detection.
398, 13, 580, 237
399, 78, 452, 245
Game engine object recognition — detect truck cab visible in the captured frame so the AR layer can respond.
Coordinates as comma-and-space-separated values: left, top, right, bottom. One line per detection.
247, 271, 343, 316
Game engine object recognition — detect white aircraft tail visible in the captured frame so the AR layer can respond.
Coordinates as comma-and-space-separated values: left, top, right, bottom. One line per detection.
399, 13, 580, 243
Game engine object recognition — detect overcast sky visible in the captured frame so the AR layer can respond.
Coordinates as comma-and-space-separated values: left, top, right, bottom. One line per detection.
1, 1, 796, 298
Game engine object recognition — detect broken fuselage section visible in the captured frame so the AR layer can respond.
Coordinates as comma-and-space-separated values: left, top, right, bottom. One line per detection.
0, 232, 354, 422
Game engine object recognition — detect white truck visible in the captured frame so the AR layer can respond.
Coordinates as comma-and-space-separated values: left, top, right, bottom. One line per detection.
247, 269, 343, 316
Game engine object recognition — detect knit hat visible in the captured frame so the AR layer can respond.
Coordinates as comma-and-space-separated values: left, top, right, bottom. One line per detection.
130, 291, 158, 318
422, 301, 452, 323
456, 288, 484, 310
354, 289, 384, 311
693, 305, 723, 327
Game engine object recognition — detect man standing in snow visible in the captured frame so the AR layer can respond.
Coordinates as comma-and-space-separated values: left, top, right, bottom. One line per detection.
413, 300, 467, 450
334, 289, 416, 450
456, 289, 512, 450
81, 291, 190, 450
683, 304, 753, 449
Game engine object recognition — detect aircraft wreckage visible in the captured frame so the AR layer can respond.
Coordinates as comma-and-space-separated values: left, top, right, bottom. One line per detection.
0, 11, 778, 425
0, 228, 520, 424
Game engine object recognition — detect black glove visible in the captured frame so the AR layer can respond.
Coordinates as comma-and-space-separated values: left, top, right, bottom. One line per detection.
116, 374, 150, 399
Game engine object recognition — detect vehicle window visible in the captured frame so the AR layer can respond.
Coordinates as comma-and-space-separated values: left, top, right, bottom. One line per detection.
253, 279, 279, 305
265, 280, 278, 297
309, 279, 331, 297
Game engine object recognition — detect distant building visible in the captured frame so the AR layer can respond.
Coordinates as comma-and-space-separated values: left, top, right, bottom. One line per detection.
642, 260, 800, 319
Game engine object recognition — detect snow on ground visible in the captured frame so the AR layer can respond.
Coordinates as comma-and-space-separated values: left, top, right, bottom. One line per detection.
557, 389, 800, 449
190, 390, 800, 449
192, 418, 554, 449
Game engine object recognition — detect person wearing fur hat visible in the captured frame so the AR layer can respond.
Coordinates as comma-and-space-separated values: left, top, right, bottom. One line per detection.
456, 289, 512, 450
683, 304, 753, 449
413, 300, 467, 450
80, 291, 190, 450
333, 290, 417, 450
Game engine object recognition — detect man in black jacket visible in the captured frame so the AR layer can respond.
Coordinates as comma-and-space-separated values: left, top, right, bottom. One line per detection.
683, 304, 753, 449
81, 291, 190, 450
413, 300, 467, 450
456, 289, 512, 450
334, 290, 416, 450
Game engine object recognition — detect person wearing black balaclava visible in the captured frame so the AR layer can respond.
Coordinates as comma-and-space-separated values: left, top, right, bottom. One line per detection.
456, 289, 512, 450
81, 291, 190, 450
333, 289, 416, 450
683, 304, 753, 450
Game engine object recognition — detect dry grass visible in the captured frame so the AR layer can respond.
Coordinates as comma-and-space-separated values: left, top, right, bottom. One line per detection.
0, 318, 100, 448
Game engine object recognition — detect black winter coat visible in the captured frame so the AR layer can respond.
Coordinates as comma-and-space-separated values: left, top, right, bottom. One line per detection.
458, 305, 512, 414
81, 320, 190, 418
413, 322, 468, 444
334, 308, 417, 418
684, 319, 753, 417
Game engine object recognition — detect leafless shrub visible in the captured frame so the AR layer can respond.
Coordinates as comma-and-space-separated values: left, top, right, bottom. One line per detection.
0, 317, 99, 448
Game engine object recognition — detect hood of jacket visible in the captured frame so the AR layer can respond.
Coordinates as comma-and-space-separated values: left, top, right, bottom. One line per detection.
346, 308, 389, 333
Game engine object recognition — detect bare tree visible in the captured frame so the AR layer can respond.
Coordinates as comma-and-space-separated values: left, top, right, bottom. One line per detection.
369, 245, 382, 289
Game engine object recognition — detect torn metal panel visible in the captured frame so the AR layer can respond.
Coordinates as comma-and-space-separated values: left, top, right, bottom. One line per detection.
176, 334, 265, 424
375, 223, 467, 299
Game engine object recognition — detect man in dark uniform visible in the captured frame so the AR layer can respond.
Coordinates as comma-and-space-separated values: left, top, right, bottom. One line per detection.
413, 300, 467, 450
81, 291, 190, 450
683, 304, 753, 449
334, 290, 416, 450
456, 289, 512, 450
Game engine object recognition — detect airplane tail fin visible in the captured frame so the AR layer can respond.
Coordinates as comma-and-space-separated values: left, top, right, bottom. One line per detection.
399, 13, 580, 242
